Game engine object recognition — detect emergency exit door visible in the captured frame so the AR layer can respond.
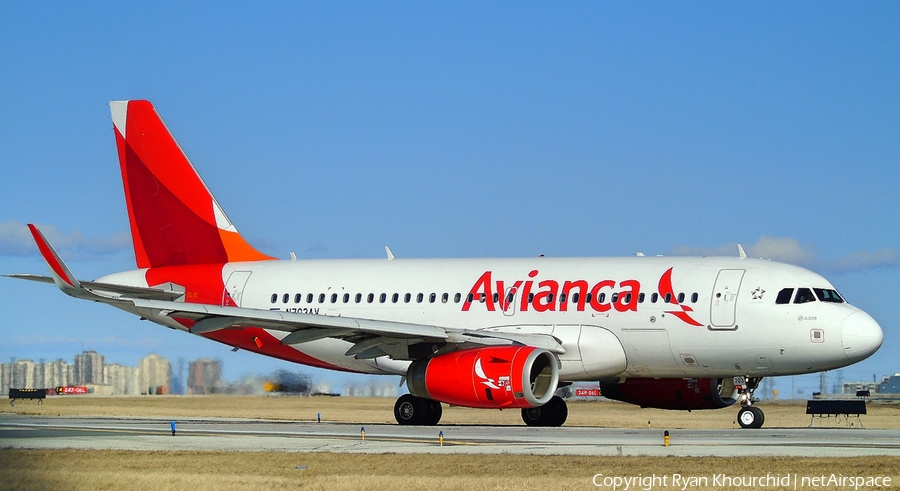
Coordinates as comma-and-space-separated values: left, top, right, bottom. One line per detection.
710, 269, 744, 328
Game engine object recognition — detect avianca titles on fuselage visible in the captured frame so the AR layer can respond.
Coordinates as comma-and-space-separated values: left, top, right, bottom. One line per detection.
12, 100, 883, 429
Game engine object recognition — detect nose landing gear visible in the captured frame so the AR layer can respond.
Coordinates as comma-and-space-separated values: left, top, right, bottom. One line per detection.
735, 376, 764, 429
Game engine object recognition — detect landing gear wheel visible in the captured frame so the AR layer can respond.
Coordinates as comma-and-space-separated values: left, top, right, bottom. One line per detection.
521, 396, 568, 427
394, 394, 425, 425
737, 406, 765, 429
424, 399, 443, 426
394, 395, 442, 425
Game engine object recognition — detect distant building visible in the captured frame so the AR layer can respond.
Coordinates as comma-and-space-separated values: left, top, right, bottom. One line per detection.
39, 359, 73, 389
104, 363, 139, 395
1, 362, 11, 394
10, 359, 35, 389
187, 358, 222, 395
842, 381, 879, 395
139, 354, 171, 395
74, 351, 105, 385
878, 374, 900, 394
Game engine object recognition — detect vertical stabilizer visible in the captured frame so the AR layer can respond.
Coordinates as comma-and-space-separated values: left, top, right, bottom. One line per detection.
110, 100, 272, 268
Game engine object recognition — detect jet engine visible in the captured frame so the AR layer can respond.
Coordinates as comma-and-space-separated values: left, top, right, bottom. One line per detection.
599, 377, 738, 410
407, 345, 559, 409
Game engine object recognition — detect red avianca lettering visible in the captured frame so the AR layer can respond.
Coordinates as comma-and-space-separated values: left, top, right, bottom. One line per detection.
462, 270, 641, 313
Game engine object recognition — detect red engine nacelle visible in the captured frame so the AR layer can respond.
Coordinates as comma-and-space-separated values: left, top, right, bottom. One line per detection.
599, 378, 738, 410
407, 346, 559, 409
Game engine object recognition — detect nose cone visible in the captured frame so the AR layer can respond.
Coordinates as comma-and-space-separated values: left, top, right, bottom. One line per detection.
842, 311, 884, 363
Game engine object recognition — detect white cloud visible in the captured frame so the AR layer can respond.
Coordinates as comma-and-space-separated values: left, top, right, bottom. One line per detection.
672, 236, 898, 274
0, 221, 131, 257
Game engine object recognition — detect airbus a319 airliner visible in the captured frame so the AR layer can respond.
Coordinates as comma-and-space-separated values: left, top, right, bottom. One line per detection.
11, 100, 883, 428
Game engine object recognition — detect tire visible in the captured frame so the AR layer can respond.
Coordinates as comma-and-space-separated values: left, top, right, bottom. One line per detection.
545, 396, 568, 427
737, 406, 765, 429
394, 394, 426, 425
522, 405, 546, 426
521, 396, 568, 427
424, 399, 443, 426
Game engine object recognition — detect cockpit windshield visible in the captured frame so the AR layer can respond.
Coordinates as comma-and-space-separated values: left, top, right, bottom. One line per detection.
775, 287, 845, 304
814, 288, 844, 303
794, 288, 815, 304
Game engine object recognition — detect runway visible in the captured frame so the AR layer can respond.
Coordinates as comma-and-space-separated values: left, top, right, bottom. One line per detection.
2, 415, 899, 456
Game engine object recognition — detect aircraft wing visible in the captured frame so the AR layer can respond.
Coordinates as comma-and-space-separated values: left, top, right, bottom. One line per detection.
13, 224, 564, 361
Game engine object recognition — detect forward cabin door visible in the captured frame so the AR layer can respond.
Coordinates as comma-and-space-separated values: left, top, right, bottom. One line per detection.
710, 269, 745, 328
224, 271, 252, 307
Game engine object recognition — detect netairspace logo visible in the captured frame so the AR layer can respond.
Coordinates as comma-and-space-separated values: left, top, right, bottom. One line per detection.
591, 473, 892, 490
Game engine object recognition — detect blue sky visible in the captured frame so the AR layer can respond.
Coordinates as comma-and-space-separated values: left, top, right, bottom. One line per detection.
1, 3, 898, 395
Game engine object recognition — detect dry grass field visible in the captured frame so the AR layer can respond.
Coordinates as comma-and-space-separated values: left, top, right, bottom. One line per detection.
1, 450, 898, 491
4, 394, 900, 429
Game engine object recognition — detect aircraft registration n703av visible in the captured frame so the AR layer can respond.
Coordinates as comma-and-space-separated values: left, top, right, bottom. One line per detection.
10, 100, 883, 428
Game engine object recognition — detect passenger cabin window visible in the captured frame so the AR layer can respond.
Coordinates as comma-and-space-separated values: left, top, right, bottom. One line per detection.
379, 293, 386, 303
442, 293, 449, 303
392, 293, 399, 303
814, 288, 844, 303
776, 288, 794, 304
282, 293, 289, 304
294, 294, 302, 303
651, 293, 658, 303
307, 293, 314, 303
367, 293, 374, 303
572, 292, 580, 304
429, 293, 436, 303
342, 293, 349, 303
404, 293, 411, 303
270, 293, 277, 304
330, 293, 338, 303
691, 293, 698, 303
355, 293, 362, 303
677, 292, 684, 303
454, 293, 461, 303
417, 293, 424, 303
794, 288, 815, 304
638, 293, 645, 303
318, 293, 326, 303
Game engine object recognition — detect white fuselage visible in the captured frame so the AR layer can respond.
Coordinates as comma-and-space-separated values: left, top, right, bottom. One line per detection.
100, 255, 884, 381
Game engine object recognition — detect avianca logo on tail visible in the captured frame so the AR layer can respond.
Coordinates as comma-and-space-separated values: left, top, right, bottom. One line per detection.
462, 267, 703, 326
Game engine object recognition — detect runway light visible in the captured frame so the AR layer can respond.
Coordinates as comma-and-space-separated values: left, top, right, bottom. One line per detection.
361, 426, 365, 441
170, 421, 176, 436
664, 430, 670, 447
439, 430, 444, 447
317, 412, 321, 423
295, 466, 308, 470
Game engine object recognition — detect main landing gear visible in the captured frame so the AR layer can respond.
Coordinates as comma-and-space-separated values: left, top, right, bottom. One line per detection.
394, 394, 442, 425
392, 394, 569, 427
521, 396, 568, 427
736, 377, 764, 429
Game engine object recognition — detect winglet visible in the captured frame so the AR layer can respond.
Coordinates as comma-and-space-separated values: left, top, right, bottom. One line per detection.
27, 224, 82, 292
737, 244, 747, 259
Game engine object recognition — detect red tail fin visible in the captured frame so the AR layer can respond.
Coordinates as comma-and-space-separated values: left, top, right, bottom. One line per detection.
110, 100, 272, 268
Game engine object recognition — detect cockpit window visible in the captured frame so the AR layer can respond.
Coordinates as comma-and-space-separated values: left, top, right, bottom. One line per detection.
775, 288, 794, 304
793, 288, 815, 304
814, 288, 844, 303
